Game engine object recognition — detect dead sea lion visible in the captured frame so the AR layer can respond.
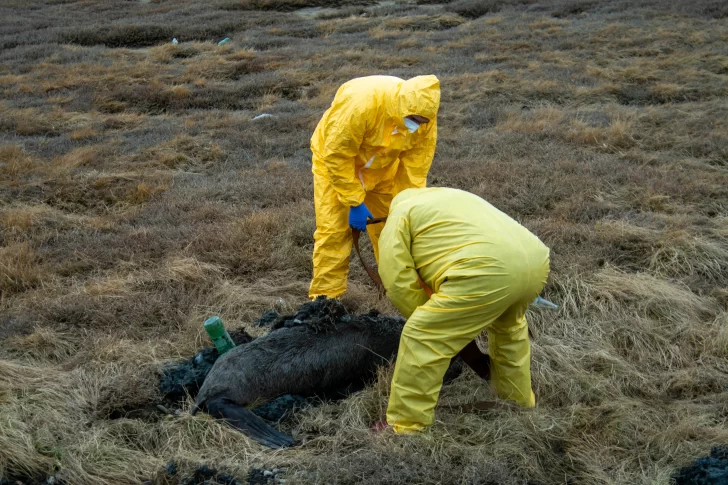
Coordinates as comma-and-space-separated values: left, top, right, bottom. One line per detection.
190, 298, 490, 448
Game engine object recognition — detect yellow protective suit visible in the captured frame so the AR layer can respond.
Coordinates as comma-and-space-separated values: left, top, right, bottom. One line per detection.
378, 187, 550, 434
309, 75, 441, 299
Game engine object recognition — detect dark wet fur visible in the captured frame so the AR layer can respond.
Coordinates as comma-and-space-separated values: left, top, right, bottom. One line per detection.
251, 394, 309, 422
673, 446, 728, 485
160, 330, 254, 403
191, 300, 407, 447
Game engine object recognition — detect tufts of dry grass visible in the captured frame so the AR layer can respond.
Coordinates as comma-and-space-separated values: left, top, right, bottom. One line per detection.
136, 135, 226, 171
596, 219, 728, 287
0, 242, 48, 297
70, 126, 99, 141
0, 145, 35, 183
6, 327, 81, 363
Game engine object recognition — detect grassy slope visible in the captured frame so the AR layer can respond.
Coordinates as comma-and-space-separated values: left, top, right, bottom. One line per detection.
1, 0, 727, 483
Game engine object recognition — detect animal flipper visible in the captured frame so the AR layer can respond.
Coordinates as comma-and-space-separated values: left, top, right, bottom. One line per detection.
205, 396, 297, 449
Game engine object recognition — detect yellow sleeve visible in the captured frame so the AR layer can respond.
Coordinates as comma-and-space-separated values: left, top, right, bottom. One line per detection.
378, 214, 429, 319
321, 101, 368, 207
393, 121, 437, 194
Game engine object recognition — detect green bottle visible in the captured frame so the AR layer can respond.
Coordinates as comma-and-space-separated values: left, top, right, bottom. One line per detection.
203, 316, 236, 355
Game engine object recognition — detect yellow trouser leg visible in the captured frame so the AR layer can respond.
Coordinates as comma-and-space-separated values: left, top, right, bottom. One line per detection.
363, 191, 392, 264
485, 242, 549, 407
309, 172, 351, 299
386, 276, 516, 433
386, 318, 458, 433
488, 301, 536, 408
487, 245, 549, 407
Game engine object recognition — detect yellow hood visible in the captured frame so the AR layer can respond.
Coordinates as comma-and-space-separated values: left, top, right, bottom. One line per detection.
390, 75, 441, 123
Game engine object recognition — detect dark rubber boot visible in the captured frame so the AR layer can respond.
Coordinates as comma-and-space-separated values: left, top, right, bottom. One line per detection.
457, 340, 491, 381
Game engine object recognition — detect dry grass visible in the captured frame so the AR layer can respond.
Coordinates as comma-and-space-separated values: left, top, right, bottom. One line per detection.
0, 145, 36, 183
0, 242, 49, 297
1, 0, 727, 483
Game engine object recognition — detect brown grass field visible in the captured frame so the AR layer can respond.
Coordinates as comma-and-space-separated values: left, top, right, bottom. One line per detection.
1, 0, 727, 483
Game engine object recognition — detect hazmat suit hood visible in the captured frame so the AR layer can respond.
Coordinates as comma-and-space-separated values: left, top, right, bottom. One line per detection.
390, 75, 440, 124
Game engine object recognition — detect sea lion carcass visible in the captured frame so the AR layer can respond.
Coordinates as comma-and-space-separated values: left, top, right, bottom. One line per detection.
191, 299, 490, 448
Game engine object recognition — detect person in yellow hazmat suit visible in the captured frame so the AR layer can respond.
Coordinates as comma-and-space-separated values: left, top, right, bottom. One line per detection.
309, 75, 441, 300
377, 187, 551, 434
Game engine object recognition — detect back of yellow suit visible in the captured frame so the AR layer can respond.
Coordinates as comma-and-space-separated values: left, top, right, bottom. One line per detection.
309, 75, 440, 299
378, 187, 550, 433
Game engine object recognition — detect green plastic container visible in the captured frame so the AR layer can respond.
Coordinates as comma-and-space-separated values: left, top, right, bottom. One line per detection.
204, 316, 236, 355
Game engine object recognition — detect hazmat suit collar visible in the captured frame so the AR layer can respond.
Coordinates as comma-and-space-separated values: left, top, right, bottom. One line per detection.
388, 187, 439, 214
387, 75, 441, 129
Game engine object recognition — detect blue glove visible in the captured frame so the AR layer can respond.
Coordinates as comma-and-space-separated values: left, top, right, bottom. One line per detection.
349, 203, 373, 231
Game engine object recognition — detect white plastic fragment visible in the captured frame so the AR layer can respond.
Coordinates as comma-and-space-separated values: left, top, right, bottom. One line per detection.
253, 113, 274, 120
274, 297, 286, 311
172, 37, 178, 45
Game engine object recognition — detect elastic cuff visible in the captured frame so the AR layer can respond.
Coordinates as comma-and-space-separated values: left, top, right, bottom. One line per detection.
391, 423, 426, 435
308, 291, 345, 301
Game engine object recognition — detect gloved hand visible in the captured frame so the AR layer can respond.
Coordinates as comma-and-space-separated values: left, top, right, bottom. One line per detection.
349, 203, 373, 231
